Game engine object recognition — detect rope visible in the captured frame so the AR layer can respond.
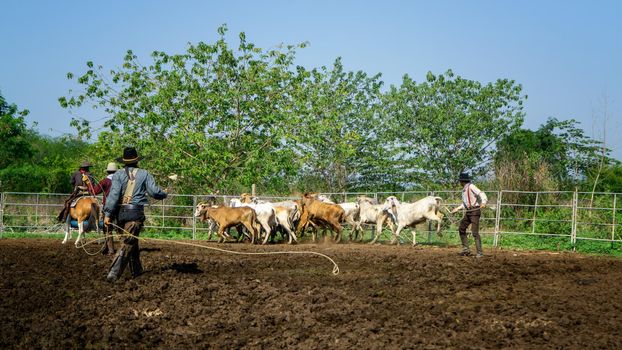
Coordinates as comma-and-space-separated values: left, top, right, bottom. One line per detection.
442, 206, 487, 225
76, 237, 106, 256
77, 222, 340, 275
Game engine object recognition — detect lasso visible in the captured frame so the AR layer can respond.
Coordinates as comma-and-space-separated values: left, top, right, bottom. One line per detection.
76, 222, 340, 275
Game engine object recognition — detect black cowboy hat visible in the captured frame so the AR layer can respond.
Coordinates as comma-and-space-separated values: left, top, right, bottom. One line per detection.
79, 160, 92, 168
458, 172, 472, 182
116, 147, 144, 164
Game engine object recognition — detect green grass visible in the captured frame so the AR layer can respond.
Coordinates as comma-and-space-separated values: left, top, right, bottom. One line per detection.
3, 228, 622, 257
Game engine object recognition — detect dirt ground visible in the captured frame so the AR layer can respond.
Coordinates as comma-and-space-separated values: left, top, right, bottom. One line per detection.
1, 238, 621, 349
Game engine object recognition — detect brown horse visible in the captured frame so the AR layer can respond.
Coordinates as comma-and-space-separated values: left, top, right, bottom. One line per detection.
62, 196, 101, 247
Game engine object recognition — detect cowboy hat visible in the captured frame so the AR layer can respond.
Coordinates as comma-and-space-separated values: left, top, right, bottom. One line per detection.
79, 160, 92, 168
458, 172, 472, 182
106, 162, 118, 172
115, 147, 144, 164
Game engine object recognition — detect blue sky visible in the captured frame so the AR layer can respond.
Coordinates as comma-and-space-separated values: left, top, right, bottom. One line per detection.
2, 0, 621, 160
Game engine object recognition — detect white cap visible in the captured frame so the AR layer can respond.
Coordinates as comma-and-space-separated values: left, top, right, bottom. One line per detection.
106, 162, 118, 172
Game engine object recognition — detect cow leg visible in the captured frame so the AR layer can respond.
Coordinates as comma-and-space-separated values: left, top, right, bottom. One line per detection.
370, 220, 383, 244
334, 224, 343, 243
261, 220, 272, 245
241, 221, 256, 244
411, 228, 417, 246
217, 227, 226, 243
355, 222, 364, 241
284, 225, 297, 244
208, 221, 217, 241
391, 224, 405, 245
426, 213, 444, 237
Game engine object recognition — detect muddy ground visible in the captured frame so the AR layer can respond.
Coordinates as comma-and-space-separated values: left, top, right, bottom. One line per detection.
1, 238, 621, 349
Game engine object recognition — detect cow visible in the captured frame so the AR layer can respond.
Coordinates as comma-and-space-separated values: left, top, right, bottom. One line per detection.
376, 195, 444, 246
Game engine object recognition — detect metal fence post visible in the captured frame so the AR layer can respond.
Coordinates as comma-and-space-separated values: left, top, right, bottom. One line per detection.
612, 193, 617, 242
0, 192, 4, 239
427, 191, 434, 243
531, 192, 539, 234
35, 193, 40, 227
192, 195, 197, 240
570, 190, 579, 247
493, 190, 502, 247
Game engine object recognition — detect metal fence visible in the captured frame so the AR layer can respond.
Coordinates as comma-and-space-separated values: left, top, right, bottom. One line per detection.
1, 190, 621, 247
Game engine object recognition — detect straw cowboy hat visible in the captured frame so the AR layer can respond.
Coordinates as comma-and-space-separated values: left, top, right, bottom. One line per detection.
106, 162, 118, 172
115, 147, 144, 164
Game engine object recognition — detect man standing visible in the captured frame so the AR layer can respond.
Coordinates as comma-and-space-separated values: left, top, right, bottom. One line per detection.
451, 172, 488, 258
103, 147, 167, 282
58, 160, 97, 222
92, 162, 118, 255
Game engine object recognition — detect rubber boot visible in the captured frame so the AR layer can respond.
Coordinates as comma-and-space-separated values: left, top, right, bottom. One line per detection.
106, 248, 129, 282
459, 234, 471, 256
474, 236, 484, 258
128, 247, 143, 278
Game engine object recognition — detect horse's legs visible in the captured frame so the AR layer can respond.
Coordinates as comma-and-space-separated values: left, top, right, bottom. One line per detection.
75, 221, 84, 247
62, 218, 71, 244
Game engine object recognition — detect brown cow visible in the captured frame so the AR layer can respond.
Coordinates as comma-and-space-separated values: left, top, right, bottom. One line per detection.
295, 192, 345, 243
194, 203, 260, 244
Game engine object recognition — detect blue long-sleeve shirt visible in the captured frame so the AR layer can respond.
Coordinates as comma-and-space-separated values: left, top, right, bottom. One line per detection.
103, 166, 167, 218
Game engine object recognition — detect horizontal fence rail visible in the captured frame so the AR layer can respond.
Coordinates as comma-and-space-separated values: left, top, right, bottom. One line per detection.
0, 191, 621, 248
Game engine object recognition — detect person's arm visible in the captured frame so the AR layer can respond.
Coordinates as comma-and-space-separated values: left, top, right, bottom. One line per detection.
471, 184, 488, 207
450, 203, 464, 214
144, 171, 168, 200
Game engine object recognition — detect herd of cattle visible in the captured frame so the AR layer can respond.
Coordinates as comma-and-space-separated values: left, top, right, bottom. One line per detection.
193, 192, 446, 245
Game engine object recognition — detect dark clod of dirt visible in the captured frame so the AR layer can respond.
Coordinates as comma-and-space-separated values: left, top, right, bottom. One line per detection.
166, 262, 203, 274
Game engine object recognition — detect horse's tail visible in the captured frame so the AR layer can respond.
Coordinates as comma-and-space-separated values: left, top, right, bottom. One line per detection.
88, 203, 99, 232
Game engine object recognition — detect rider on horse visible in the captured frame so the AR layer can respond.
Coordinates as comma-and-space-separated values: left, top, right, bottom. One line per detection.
57, 161, 98, 223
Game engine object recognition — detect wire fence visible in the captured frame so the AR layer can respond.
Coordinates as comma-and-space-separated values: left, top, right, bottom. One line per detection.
1, 190, 621, 247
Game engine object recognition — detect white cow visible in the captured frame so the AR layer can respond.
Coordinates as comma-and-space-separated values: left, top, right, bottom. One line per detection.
230, 198, 277, 244
376, 195, 444, 246
248, 199, 299, 244
356, 196, 395, 242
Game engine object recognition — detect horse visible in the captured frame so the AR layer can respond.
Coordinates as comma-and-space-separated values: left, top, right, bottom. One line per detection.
62, 196, 101, 247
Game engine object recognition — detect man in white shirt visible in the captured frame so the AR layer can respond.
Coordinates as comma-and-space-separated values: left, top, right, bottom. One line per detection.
451, 172, 488, 257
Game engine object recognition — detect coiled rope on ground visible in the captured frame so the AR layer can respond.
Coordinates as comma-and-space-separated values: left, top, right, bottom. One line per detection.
75, 222, 340, 275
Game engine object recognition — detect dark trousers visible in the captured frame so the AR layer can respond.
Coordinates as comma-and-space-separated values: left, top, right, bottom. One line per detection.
107, 208, 145, 281
458, 209, 483, 254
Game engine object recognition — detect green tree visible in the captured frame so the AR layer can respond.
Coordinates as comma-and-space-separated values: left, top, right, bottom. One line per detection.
60, 25, 310, 194
495, 118, 612, 190
595, 164, 622, 193
382, 70, 526, 188
291, 58, 385, 192
0, 92, 33, 169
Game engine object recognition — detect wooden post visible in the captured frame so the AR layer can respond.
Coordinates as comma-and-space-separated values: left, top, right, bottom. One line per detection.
251, 184, 256, 197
